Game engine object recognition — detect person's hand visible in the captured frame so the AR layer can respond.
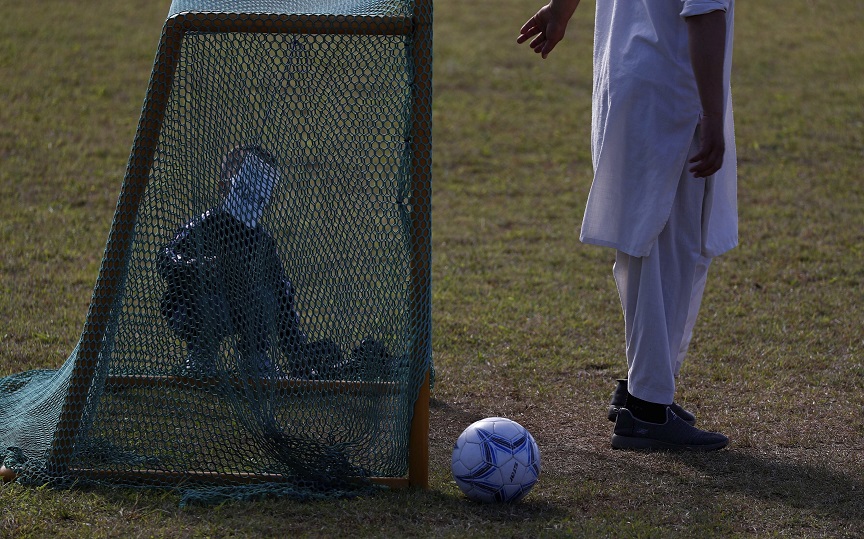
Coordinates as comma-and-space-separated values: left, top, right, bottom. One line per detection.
517, 1, 580, 59
689, 115, 725, 178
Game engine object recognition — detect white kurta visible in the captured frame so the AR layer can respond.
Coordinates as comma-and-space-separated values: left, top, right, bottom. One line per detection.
580, 0, 738, 258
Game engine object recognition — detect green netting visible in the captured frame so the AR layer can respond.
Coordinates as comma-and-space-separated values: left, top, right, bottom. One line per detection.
0, 0, 432, 505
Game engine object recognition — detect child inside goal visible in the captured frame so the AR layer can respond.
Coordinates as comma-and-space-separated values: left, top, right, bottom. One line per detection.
158, 145, 334, 379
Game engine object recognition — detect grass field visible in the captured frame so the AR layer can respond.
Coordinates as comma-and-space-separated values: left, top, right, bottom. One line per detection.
2, 0, 863, 537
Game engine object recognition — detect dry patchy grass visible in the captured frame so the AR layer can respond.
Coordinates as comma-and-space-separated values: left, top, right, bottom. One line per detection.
2, 0, 864, 537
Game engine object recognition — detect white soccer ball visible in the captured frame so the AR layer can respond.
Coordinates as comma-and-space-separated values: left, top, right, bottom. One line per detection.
451, 417, 541, 503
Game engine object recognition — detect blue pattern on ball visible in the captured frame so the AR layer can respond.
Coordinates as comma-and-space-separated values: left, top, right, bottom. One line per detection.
451, 418, 541, 503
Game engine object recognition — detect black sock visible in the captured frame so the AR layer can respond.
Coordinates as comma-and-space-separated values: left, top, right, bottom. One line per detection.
625, 392, 668, 424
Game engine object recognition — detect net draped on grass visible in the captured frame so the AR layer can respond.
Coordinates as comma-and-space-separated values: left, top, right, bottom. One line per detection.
0, 0, 433, 505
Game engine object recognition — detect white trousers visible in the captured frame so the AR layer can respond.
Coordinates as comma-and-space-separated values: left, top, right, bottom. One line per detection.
612, 139, 713, 405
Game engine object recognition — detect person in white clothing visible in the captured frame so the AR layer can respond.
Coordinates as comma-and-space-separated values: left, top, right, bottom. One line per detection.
518, 0, 736, 450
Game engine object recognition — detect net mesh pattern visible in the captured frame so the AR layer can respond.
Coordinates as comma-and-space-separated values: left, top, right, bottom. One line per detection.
0, 0, 432, 505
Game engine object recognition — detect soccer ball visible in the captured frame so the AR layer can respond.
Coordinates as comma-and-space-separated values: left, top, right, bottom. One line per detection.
451, 417, 541, 503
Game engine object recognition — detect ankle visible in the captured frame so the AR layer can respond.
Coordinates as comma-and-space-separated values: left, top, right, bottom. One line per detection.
625, 392, 668, 424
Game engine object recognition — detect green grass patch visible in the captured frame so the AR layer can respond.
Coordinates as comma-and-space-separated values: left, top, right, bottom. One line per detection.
2, 0, 864, 537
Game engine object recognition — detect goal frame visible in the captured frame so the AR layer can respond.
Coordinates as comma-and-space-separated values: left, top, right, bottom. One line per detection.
45, 6, 433, 490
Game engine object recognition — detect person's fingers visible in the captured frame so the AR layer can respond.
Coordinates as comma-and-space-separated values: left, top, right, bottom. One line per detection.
540, 24, 566, 57
689, 136, 724, 176
519, 16, 538, 35
529, 34, 547, 51
689, 116, 725, 176
517, 27, 539, 44
518, 10, 564, 58
689, 158, 712, 176
527, 31, 558, 57
689, 149, 710, 174
688, 149, 708, 165
518, 16, 542, 43
688, 152, 722, 177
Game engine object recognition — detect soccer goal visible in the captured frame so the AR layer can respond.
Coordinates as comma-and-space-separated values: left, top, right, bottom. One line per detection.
0, 0, 432, 502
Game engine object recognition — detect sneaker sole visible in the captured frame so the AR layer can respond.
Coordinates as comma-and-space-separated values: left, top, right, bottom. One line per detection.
611, 433, 728, 452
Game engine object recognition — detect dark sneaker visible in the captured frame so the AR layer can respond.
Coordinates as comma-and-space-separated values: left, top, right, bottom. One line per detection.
607, 378, 696, 426
292, 340, 345, 380
611, 408, 728, 451
351, 338, 395, 381
251, 354, 285, 379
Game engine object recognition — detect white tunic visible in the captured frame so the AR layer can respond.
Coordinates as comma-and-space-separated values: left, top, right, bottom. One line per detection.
580, 0, 737, 258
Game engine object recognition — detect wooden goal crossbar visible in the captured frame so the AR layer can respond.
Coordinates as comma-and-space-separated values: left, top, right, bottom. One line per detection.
46, 7, 433, 490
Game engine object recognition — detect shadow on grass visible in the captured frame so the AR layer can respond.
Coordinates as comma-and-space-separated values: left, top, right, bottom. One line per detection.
78, 482, 568, 539
668, 449, 864, 520
369, 486, 570, 532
